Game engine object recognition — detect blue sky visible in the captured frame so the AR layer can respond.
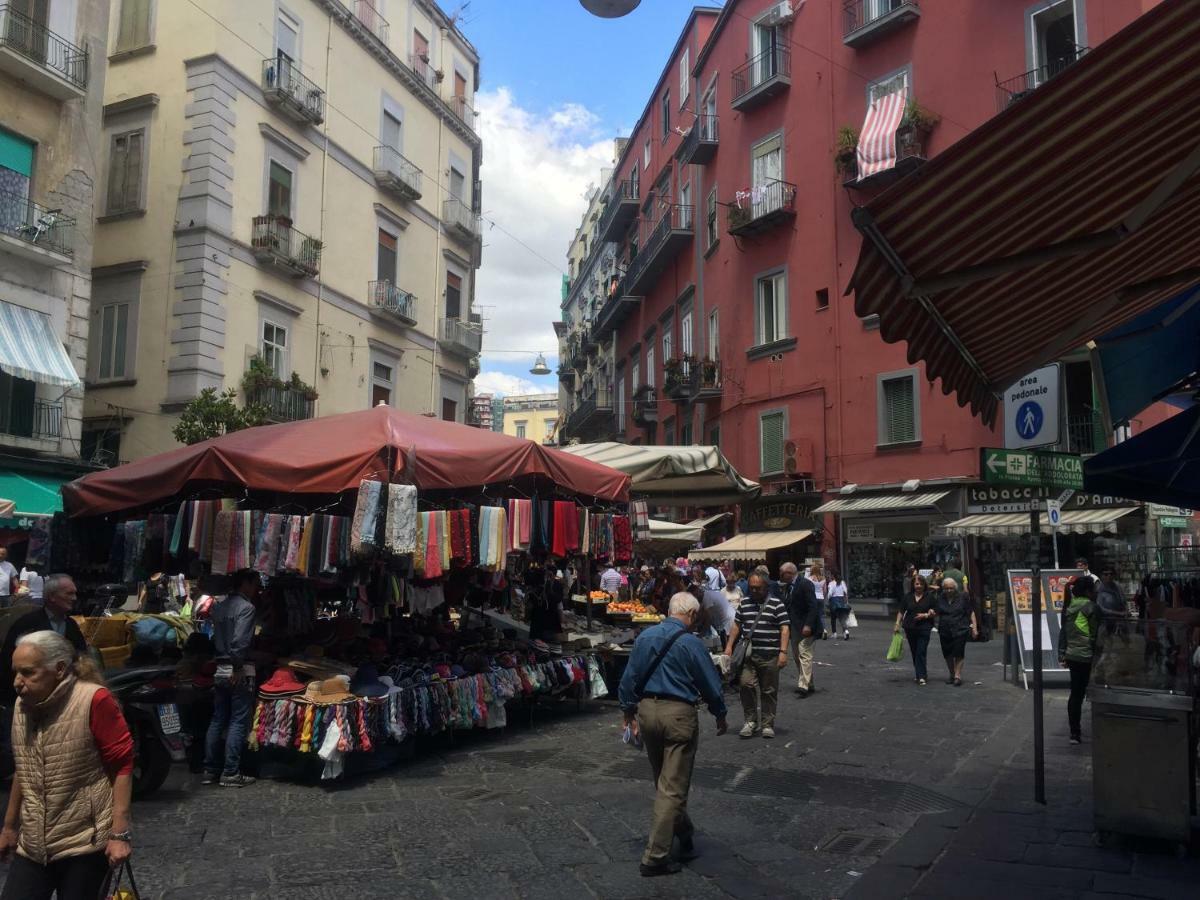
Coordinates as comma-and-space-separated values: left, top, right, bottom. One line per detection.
459, 0, 720, 397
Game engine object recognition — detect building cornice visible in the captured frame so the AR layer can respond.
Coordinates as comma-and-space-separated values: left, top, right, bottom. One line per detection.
259, 123, 311, 160
103, 93, 159, 120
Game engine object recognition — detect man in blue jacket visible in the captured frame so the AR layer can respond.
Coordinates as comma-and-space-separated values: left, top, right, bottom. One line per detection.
202, 569, 260, 787
620, 592, 727, 877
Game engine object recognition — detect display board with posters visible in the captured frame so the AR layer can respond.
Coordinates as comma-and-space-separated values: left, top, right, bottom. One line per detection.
1007, 568, 1082, 678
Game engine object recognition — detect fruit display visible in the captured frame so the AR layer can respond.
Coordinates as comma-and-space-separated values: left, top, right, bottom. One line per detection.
632, 613, 665, 624
607, 600, 656, 615
587, 591, 611, 603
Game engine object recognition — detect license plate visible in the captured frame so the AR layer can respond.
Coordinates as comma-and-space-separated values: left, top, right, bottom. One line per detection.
157, 703, 181, 735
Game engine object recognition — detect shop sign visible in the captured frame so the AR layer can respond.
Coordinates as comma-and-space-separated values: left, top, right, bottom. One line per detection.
740, 493, 820, 532
1160, 516, 1190, 529
0, 515, 48, 530
1007, 568, 1079, 675
1149, 504, 1193, 519
966, 485, 1135, 514
845, 523, 875, 542
982, 448, 1082, 490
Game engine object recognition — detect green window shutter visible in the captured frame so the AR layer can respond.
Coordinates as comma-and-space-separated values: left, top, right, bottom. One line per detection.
883, 377, 915, 443
0, 129, 34, 177
760, 411, 784, 474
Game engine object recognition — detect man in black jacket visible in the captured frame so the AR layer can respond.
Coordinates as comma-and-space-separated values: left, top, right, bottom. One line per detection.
0, 574, 88, 775
773, 563, 819, 696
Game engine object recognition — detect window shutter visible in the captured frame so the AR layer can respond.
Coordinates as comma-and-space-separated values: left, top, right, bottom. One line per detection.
123, 131, 143, 211
883, 377, 916, 443
107, 134, 129, 213
760, 412, 784, 474
117, 0, 151, 52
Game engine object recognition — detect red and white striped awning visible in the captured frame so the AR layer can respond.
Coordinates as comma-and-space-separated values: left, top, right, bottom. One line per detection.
856, 86, 907, 179
848, 0, 1200, 426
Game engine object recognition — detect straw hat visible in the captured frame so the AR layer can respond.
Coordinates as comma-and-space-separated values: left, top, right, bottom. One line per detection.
302, 675, 355, 705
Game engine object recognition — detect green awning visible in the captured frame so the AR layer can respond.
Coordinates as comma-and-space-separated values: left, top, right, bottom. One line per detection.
0, 470, 65, 515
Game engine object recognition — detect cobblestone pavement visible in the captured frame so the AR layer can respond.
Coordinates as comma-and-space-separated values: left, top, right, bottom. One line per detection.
2, 621, 1195, 898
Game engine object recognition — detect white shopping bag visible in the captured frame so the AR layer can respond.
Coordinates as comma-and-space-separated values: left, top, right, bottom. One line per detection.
846, 612, 859, 628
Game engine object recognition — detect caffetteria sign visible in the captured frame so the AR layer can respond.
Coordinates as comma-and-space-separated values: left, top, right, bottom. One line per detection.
741, 494, 820, 532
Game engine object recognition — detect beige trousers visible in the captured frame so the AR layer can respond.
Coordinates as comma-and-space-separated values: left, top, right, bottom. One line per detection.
792, 633, 815, 691
637, 697, 699, 866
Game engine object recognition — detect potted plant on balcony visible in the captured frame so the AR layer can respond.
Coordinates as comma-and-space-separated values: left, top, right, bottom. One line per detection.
288, 371, 319, 402
835, 126, 859, 180
896, 100, 939, 160
663, 357, 684, 396
298, 236, 323, 274
727, 200, 752, 232
701, 356, 719, 387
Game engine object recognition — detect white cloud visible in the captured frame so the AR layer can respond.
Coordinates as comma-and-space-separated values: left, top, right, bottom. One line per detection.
472, 370, 543, 397
474, 87, 613, 372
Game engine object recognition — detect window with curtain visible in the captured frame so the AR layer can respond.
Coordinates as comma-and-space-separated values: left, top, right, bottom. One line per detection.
708, 309, 719, 360
760, 411, 785, 475
268, 161, 292, 217
96, 303, 130, 381
645, 344, 655, 388
445, 271, 463, 319
756, 271, 786, 345
262, 321, 288, 378
705, 187, 718, 250
377, 229, 397, 282
107, 129, 145, 215
678, 49, 690, 104
116, 0, 153, 53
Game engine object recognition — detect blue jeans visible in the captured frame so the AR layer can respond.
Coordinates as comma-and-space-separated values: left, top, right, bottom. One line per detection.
204, 681, 254, 776
905, 629, 931, 680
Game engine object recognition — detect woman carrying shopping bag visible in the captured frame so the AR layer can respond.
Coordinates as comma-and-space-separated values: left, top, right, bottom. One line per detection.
827, 571, 851, 640
894, 574, 935, 684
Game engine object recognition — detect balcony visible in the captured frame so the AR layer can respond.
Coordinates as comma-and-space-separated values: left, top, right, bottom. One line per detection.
450, 94, 474, 125
0, 399, 61, 440
664, 358, 723, 403
409, 53, 439, 89
372, 145, 423, 201
995, 47, 1089, 113
438, 316, 483, 356
842, 0, 921, 49
1061, 411, 1108, 456
592, 276, 639, 337
251, 215, 322, 277
632, 385, 658, 427
353, 0, 389, 43
246, 383, 315, 423
727, 179, 796, 238
0, 5, 88, 100
468, 355, 480, 379
566, 386, 615, 439
675, 114, 719, 166
557, 362, 574, 383
261, 57, 325, 126
625, 204, 693, 296
442, 197, 479, 242
597, 178, 640, 244
0, 187, 75, 262
368, 280, 417, 327
844, 125, 930, 190
731, 46, 790, 112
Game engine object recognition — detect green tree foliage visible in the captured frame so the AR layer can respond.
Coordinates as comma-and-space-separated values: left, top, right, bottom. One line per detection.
172, 388, 268, 445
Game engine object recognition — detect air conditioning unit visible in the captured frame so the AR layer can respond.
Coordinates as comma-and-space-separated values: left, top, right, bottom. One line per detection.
782, 437, 814, 476
762, 1, 795, 27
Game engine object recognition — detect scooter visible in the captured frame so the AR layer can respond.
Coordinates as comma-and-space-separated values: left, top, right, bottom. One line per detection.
107, 665, 186, 798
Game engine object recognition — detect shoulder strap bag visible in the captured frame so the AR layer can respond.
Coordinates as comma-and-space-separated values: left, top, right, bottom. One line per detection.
728, 602, 766, 684
635, 628, 688, 696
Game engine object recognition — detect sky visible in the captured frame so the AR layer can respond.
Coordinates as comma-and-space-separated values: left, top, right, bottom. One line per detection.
459, 0, 720, 397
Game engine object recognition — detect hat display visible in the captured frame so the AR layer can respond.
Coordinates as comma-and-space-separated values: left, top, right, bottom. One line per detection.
350, 664, 388, 698
302, 675, 355, 705
259, 667, 307, 697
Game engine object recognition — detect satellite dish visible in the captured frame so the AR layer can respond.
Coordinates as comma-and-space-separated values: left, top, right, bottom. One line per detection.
579, 0, 642, 18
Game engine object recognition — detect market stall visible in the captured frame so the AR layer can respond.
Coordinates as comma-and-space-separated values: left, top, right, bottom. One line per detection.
560, 442, 760, 506
62, 406, 632, 778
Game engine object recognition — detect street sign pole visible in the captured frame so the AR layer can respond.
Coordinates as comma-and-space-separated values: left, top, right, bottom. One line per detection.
1030, 499, 1046, 805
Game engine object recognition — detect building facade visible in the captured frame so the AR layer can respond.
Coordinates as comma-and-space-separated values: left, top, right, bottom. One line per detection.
468, 391, 493, 429
557, 0, 1169, 602
0, 0, 110, 504
88, 0, 482, 460
501, 393, 557, 445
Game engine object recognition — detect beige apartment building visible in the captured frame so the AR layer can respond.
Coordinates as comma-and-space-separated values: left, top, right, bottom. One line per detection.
501, 393, 557, 445
0, 0, 109, 511
87, 0, 483, 460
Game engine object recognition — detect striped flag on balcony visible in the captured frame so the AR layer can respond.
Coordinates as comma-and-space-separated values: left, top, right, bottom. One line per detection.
857, 86, 907, 179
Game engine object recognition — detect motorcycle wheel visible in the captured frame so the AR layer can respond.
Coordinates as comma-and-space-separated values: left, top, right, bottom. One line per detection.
131, 721, 171, 799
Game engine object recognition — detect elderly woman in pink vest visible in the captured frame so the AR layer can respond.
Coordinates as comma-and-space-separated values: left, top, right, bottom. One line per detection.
0, 631, 133, 900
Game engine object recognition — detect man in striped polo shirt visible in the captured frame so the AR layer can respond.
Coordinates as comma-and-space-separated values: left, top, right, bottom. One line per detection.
723, 572, 790, 739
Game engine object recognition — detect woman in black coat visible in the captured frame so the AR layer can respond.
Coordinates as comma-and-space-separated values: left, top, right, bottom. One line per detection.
934, 577, 978, 686
894, 575, 936, 685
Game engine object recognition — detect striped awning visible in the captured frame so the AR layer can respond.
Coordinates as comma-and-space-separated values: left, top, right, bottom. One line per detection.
814, 490, 950, 515
689, 530, 814, 562
944, 507, 1139, 537
560, 443, 760, 506
0, 302, 79, 387
848, 0, 1200, 426
857, 86, 907, 179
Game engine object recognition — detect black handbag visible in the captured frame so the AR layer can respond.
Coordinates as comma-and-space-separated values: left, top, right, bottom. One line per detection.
99, 859, 141, 899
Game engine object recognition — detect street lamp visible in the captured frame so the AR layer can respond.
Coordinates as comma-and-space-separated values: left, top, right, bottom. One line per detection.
579, 0, 641, 18
530, 353, 551, 376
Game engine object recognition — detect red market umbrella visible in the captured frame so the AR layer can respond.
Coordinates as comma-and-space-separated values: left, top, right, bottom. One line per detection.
63, 406, 630, 516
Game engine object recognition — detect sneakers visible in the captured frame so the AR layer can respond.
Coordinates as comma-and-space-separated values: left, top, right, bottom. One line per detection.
739, 722, 758, 739
200, 772, 219, 786
918, 678, 927, 686
219, 773, 256, 788
1069, 734, 1082, 745
842, 632, 850, 640
761, 726, 775, 739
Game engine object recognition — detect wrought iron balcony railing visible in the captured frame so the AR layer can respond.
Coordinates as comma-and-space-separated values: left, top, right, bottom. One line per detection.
1061, 411, 1107, 456
443, 197, 479, 239
251, 215, 322, 277
727, 179, 797, 237
450, 94, 473, 124
369, 280, 417, 326
372, 145, 423, 200
353, 0, 389, 43
995, 47, 1089, 113
438, 316, 483, 355
731, 46, 790, 110
0, 5, 88, 94
842, 0, 921, 48
409, 53, 438, 89
676, 114, 719, 166
624, 204, 693, 296
0, 398, 61, 440
597, 178, 640, 244
261, 56, 325, 125
0, 187, 75, 258
246, 384, 315, 423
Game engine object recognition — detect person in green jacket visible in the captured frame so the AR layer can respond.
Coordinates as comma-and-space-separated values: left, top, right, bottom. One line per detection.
1058, 575, 1101, 744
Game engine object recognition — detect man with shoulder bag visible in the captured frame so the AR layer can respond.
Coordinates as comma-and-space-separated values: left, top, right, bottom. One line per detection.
725, 573, 790, 739
619, 593, 728, 877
